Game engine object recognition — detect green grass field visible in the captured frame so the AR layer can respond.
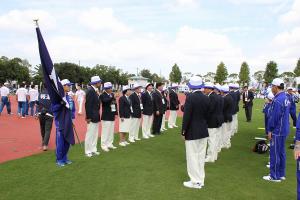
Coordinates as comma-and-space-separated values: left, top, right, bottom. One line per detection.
0, 99, 297, 200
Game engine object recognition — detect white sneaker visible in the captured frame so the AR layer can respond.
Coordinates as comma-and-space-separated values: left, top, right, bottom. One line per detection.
85, 153, 93, 157
129, 139, 135, 143
183, 181, 203, 189
143, 136, 150, 139
266, 164, 270, 168
149, 134, 155, 138
108, 145, 117, 149
101, 147, 110, 152
173, 125, 178, 128
119, 142, 126, 147
280, 177, 286, 180
92, 151, 100, 156
205, 157, 214, 163
263, 175, 281, 182
135, 138, 141, 141
124, 141, 130, 145
163, 128, 167, 131
168, 126, 174, 129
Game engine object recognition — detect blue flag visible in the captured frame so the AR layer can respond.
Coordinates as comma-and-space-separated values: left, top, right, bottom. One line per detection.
36, 27, 75, 145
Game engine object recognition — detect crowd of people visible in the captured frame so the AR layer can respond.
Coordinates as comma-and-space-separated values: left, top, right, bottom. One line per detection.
3, 75, 300, 195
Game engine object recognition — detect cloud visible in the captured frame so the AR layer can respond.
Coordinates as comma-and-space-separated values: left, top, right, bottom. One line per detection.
78, 7, 132, 34
279, 0, 300, 24
227, 0, 284, 5
0, 9, 56, 33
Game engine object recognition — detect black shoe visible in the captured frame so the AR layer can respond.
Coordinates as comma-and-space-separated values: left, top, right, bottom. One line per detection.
290, 144, 295, 149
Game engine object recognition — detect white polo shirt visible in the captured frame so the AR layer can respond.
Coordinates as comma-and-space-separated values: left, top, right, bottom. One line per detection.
28, 88, 39, 102
16, 88, 28, 102
0, 86, 10, 97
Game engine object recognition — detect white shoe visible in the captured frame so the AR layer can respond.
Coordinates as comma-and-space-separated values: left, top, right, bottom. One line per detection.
205, 157, 214, 163
169, 126, 174, 129
280, 177, 286, 180
262, 175, 281, 182
163, 128, 167, 131
183, 181, 203, 189
119, 142, 126, 147
101, 147, 110, 152
266, 164, 270, 169
173, 125, 178, 128
92, 151, 100, 156
143, 136, 150, 139
108, 145, 117, 149
129, 139, 135, 143
149, 134, 155, 138
160, 129, 164, 132
135, 138, 141, 141
124, 141, 130, 145
85, 153, 93, 157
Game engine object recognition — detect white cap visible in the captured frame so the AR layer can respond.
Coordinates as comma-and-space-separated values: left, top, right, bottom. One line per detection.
228, 83, 234, 88
103, 82, 112, 89
287, 86, 293, 90
61, 79, 73, 86
4, 82, 9, 85
234, 83, 240, 89
122, 85, 131, 92
267, 92, 274, 100
187, 76, 203, 89
171, 83, 179, 88
132, 83, 142, 90
221, 85, 229, 93
90, 76, 102, 84
214, 83, 222, 91
204, 82, 214, 89
271, 78, 284, 87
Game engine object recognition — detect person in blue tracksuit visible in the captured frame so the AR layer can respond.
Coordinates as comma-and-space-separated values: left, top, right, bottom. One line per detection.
262, 92, 274, 135
53, 79, 76, 167
263, 78, 290, 182
287, 87, 297, 127
294, 114, 300, 200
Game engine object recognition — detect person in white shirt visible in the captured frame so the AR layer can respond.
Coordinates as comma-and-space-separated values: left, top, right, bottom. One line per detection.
0, 82, 11, 115
75, 85, 85, 115
28, 85, 39, 116
16, 83, 29, 118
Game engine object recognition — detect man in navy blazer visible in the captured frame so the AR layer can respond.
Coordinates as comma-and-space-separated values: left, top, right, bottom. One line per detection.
141, 83, 155, 139
85, 76, 101, 157
182, 76, 209, 189
129, 83, 143, 142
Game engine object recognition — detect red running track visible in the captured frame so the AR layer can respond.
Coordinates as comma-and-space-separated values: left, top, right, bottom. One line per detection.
0, 94, 185, 163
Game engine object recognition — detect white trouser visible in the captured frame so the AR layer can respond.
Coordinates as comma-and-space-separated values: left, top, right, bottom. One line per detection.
232, 114, 238, 135
101, 121, 115, 148
129, 118, 141, 140
168, 110, 177, 127
206, 128, 218, 161
77, 100, 83, 114
222, 122, 231, 148
185, 138, 208, 184
161, 114, 166, 130
142, 115, 153, 137
85, 122, 99, 154
215, 126, 222, 158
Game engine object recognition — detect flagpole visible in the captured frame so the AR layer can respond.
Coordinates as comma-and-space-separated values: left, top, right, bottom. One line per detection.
33, 19, 39, 27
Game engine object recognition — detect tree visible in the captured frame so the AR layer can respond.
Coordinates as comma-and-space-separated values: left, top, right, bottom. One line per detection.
228, 73, 238, 82
294, 58, 300, 76
203, 72, 216, 82
264, 61, 278, 83
140, 69, 153, 82
169, 63, 182, 83
238, 62, 250, 87
279, 72, 295, 83
214, 62, 228, 84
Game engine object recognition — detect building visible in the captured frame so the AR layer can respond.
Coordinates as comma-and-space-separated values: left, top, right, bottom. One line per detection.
128, 76, 149, 88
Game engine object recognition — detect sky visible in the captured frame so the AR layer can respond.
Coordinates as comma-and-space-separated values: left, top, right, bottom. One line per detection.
0, 0, 299, 78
